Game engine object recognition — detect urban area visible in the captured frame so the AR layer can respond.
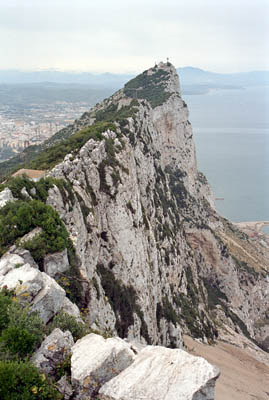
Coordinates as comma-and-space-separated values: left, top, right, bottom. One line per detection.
0, 100, 92, 162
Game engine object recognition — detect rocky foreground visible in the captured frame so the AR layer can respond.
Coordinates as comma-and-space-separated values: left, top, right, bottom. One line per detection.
34, 328, 219, 400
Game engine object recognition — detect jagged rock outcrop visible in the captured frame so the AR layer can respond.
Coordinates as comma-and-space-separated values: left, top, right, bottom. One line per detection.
32, 328, 74, 376
99, 345, 219, 400
9, 247, 39, 269
41, 62, 268, 353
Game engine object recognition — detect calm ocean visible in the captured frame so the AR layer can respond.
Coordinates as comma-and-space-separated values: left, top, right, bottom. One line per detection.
184, 86, 269, 223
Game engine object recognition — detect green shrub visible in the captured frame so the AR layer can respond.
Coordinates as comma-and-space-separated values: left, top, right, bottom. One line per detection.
162, 296, 179, 326
0, 289, 13, 334
55, 353, 71, 381
47, 312, 87, 342
0, 327, 37, 359
0, 199, 69, 266
0, 176, 70, 204
0, 302, 44, 359
94, 100, 139, 122
0, 360, 61, 399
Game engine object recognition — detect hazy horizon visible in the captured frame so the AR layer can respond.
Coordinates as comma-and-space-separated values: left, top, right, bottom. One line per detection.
0, 66, 269, 75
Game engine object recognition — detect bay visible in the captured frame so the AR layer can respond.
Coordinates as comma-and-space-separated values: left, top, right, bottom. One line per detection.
184, 86, 269, 223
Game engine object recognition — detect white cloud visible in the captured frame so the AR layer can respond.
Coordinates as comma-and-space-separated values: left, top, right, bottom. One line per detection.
0, 0, 268, 72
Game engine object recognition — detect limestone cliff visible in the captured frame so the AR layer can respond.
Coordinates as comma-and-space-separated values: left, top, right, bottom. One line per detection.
1, 62, 268, 357
39, 62, 268, 353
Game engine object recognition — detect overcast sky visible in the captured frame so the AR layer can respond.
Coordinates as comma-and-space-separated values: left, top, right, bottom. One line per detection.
1, 0, 268, 73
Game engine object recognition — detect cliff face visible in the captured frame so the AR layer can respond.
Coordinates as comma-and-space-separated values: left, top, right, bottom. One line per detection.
40, 62, 268, 354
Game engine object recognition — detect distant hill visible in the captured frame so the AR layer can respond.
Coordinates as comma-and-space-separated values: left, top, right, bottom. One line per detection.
0, 70, 133, 88
0, 67, 268, 90
0, 83, 114, 105
177, 66, 269, 94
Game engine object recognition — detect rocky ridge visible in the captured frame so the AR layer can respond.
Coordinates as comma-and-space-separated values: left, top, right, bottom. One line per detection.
0, 62, 268, 398
46, 62, 268, 352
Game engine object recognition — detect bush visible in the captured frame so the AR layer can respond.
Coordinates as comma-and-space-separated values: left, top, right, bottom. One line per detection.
0, 199, 69, 266
47, 312, 87, 342
0, 289, 13, 334
55, 240, 86, 310
0, 302, 44, 360
0, 360, 61, 399
0, 327, 37, 359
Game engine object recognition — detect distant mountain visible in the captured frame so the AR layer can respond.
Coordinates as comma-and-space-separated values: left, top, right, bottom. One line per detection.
177, 66, 269, 94
0, 70, 133, 88
1, 67, 268, 96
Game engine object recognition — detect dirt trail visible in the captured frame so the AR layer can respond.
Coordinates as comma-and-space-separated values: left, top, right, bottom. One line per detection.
220, 231, 260, 265
184, 336, 269, 400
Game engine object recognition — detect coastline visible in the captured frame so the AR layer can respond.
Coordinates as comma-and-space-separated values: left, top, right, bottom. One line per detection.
234, 220, 269, 248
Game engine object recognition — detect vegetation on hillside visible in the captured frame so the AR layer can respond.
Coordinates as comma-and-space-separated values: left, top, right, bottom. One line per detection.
0, 287, 92, 399
94, 99, 139, 122
0, 121, 117, 180
0, 289, 59, 399
29, 121, 116, 170
124, 68, 172, 108
0, 199, 68, 261
0, 176, 86, 308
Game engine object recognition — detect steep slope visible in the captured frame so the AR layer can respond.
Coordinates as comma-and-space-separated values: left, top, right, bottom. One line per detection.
39, 62, 268, 352
1, 62, 268, 356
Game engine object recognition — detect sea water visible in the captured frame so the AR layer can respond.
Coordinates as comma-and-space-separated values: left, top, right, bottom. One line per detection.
184, 86, 269, 223
193, 127, 269, 222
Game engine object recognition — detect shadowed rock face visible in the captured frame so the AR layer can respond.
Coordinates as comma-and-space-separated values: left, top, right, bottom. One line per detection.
0, 62, 268, 399
43, 62, 268, 352
0, 63, 268, 359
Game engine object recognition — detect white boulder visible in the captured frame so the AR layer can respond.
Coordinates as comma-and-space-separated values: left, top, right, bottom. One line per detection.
0, 259, 66, 323
99, 345, 220, 400
0, 253, 26, 275
0, 187, 14, 208
71, 333, 136, 399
